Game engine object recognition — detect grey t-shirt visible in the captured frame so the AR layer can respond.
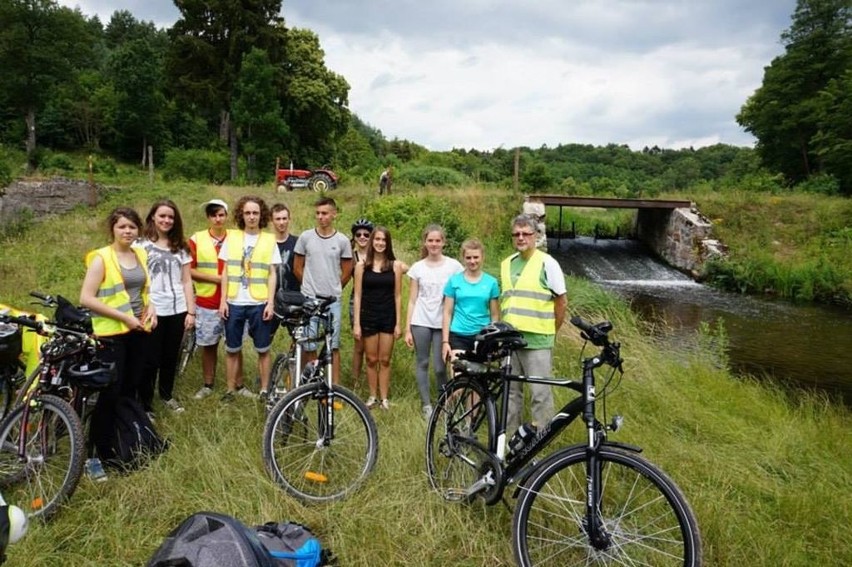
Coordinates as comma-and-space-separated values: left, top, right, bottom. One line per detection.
294, 229, 352, 298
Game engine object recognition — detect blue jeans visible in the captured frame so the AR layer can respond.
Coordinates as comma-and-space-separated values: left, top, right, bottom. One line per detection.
224, 303, 274, 354
302, 298, 342, 352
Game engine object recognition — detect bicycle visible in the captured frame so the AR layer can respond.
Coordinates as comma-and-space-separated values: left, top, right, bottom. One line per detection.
262, 295, 379, 503
177, 328, 196, 377
425, 318, 702, 566
0, 292, 113, 521
0, 321, 24, 420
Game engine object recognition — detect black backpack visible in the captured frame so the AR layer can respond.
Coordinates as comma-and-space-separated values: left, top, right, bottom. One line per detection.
146, 512, 335, 567
104, 396, 168, 470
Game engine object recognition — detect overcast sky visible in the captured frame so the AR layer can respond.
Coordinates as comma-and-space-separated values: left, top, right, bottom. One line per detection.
58, 0, 797, 152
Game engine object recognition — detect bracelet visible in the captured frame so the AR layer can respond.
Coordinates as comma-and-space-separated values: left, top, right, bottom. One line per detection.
187, 312, 196, 316
442, 341, 449, 344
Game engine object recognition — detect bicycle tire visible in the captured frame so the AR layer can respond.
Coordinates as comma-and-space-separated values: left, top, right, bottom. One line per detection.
177, 329, 196, 377
425, 377, 497, 501
0, 394, 86, 521
512, 445, 702, 566
0, 370, 13, 419
262, 383, 378, 503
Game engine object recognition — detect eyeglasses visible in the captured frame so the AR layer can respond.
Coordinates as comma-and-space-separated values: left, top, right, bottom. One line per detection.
512, 231, 535, 238
355, 231, 370, 238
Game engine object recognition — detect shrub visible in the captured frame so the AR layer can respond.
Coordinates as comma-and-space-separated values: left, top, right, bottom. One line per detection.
41, 152, 75, 173
396, 165, 468, 187
162, 149, 230, 184
360, 194, 467, 256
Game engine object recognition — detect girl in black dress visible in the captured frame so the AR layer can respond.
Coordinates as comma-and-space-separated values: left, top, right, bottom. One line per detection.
353, 226, 404, 410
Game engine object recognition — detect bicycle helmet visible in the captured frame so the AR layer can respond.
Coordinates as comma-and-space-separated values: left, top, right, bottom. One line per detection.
470, 322, 526, 361
351, 218, 374, 235
68, 359, 116, 390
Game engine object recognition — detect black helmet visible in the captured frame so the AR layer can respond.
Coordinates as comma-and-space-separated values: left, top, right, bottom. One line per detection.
471, 322, 526, 361
351, 218, 374, 235
68, 359, 116, 390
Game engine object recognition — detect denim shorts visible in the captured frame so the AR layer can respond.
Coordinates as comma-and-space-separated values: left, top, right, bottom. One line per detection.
224, 303, 274, 354
302, 298, 342, 352
195, 306, 224, 347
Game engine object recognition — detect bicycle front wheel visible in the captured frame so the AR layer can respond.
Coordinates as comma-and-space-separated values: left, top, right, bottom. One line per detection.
0, 394, 86, 521
425, 377, 496, 501
262, 383, 378, 503
267, 353, 294, 411
513, 446, 702, 566
177, 329, 196, 377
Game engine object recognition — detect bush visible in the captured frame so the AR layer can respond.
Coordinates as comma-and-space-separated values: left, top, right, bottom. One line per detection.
40, 152, 75, 173
396, 165, 468, 187
360, 194, 467, 256
162, 149, 231, 184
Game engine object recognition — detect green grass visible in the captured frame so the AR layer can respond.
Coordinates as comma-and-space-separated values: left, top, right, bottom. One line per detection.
1, 179, 850, 565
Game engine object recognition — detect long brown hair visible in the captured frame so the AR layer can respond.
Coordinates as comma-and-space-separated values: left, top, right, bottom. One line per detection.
365, 226, 396, 272
143, 199, 187, 253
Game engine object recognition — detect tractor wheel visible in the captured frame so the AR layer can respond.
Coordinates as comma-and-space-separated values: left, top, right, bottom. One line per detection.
309, 173, 333, 192
276, 183, 292, 193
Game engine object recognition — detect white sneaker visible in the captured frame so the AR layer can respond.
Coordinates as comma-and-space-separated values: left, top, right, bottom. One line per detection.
236, 386, 257, 399
380, 399, 390, 411
164, 398, 185, 413
365, 396, 378, 409
194, 386, 213, 399
422, 404, 433, 420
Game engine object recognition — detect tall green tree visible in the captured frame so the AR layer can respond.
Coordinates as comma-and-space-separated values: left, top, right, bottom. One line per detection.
232, 48, 288, 182
0, 0, 94, 168
280, 28, 350, 165
737, 0, 852, 193
167, 0, 286, 180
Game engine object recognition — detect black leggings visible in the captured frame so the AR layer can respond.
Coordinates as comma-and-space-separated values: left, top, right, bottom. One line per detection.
140, 313, 186, 409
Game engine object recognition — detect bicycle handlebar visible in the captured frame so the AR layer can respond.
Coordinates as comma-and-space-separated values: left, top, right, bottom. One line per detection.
29, 290, 53, 304
570, 316, 613, 347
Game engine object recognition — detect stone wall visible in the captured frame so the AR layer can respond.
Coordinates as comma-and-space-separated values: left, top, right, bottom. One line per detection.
636, 207, 725, 277
0, 178, 101, 223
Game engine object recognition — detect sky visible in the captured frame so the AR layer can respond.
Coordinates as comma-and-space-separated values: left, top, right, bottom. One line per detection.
57, 0, 798, 152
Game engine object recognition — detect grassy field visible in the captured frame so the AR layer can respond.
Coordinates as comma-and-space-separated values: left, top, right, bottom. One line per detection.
0, 177, 850, 565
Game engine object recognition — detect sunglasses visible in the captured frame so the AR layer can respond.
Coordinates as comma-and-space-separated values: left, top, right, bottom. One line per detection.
355, 231, 370, 238
512, 232, 535, 238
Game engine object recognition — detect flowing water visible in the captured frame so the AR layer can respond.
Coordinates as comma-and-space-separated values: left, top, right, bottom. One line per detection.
550, 237, 852, 406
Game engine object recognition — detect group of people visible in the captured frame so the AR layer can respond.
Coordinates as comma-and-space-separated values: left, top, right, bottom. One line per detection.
78, 192, 567, 479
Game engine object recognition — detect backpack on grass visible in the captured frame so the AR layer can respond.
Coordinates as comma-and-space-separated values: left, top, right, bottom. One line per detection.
103, 396, 168, 470
146, 512, 335, 567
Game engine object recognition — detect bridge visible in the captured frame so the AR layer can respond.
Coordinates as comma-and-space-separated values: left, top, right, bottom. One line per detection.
522, 195, 722, 278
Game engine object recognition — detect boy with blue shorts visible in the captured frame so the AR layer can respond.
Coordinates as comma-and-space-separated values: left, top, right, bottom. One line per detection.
218, 196, 281, 401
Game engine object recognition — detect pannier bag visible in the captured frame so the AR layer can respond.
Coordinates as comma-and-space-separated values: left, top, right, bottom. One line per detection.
0, 323, 21, 367
146, 512, 334, 567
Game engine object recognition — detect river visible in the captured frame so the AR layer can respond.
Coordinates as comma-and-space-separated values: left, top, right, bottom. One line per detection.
550, 237, 852, 407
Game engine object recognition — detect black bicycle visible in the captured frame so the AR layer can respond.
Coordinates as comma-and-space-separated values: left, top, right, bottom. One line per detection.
0, 292, 111, 521
425, 318, 702, 566
262, 295, 379, 503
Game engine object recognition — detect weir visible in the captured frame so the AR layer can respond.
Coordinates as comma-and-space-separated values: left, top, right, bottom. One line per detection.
523, 195, 726, 278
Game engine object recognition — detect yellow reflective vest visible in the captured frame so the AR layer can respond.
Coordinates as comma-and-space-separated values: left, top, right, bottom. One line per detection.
225, 231, 275, 301
192, 230, 221, 298
500, 250, 555, 335
85, 245, 150, 337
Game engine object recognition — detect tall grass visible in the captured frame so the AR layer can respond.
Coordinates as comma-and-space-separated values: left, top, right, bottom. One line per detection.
0, 182, 849, 565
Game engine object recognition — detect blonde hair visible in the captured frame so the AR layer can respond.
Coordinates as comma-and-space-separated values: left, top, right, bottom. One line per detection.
459, 238, 484, 259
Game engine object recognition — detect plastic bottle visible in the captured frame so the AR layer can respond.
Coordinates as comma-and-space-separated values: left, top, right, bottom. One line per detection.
508, 422, 538, 457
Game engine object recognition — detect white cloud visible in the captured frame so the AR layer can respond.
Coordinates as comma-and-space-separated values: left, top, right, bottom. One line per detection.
57, 0, 797, 151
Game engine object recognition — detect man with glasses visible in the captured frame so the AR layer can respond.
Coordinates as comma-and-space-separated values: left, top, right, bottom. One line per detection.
500, 214, 567, 437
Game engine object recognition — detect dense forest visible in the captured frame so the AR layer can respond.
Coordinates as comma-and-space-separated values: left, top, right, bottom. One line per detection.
1, 0, 850, 196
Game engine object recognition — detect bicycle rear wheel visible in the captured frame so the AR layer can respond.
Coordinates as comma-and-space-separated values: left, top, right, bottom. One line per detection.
262, 383, 378, 503
177, 329, 196, 377
0, 394, 85, 521
512, 446, 702, 566
425, 377, 496, 501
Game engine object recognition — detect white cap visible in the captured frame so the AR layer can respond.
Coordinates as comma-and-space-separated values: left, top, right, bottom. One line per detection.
201, 199, 228, 213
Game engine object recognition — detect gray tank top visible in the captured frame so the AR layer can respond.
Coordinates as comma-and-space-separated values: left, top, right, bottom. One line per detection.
120, 263, 146, 317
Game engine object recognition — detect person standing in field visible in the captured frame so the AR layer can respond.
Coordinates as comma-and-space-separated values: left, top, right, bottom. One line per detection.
80, 207, 156, 480
219, 196, 281, 402
379, 166, 392, 195
189, 199, 237, 400
293, 197, 353, 384
441, 238, 501, 363
405, 224, 463, 418
353, 226, 404, 410
269, 203, 300, 338
138, 199, 194, 416
500, 214, 567, 437
348, 218, 374, 388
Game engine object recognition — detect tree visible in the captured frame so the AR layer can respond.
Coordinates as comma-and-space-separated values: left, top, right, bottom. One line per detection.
167, 0, 286, 180
232, 48, 288, 182
737, 0, 852, 193
0, 0, 94, 169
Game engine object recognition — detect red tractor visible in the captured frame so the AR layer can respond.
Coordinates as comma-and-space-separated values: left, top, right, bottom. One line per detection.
275, 162, 338, 192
